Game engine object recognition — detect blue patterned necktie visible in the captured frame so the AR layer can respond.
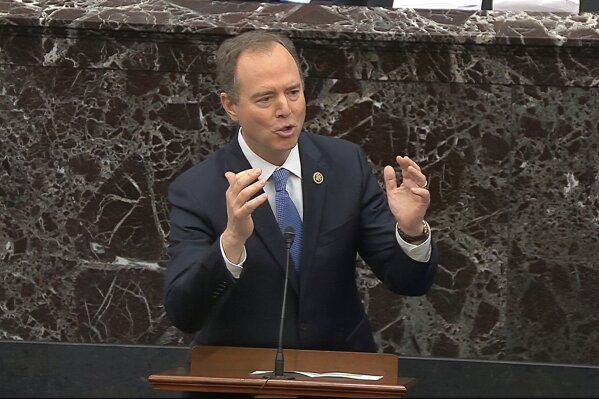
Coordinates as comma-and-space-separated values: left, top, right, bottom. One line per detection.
272, 168, 303, 271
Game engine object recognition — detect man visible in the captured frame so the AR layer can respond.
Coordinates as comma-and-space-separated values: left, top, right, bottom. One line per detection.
164, 30, 437, 357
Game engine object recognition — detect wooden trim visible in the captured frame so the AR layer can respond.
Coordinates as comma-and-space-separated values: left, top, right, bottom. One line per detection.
148, 345, 417, 398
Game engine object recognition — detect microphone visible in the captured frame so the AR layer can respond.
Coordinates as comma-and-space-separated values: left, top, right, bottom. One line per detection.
263, 226, 296, 380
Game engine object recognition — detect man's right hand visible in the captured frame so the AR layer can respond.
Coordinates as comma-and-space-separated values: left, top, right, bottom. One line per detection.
221, 168, 268, 263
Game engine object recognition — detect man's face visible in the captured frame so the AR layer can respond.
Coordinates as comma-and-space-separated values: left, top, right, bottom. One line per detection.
220, 43, 306, 166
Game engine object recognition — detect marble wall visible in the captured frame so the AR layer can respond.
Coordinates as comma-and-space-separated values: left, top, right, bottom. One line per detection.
1, 0, 598, 366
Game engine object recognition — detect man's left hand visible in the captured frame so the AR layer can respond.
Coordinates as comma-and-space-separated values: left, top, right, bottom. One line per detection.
383, 155, 430, 236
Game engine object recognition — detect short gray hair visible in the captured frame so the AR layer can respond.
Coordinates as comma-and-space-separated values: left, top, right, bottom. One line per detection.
215, 30, 304, 104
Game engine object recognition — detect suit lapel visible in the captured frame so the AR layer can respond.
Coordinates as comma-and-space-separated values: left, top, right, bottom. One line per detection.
297, 134, 328, 288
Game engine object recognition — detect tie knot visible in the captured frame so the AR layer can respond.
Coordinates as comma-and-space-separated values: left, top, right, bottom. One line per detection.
272, 168, 290, 192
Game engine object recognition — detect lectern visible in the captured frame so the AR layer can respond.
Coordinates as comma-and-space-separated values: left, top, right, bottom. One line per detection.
148, 345, 417, 398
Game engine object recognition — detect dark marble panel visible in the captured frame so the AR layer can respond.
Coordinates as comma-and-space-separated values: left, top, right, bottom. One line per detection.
2, 0, 599, 47
0, 28, 221, 74
3, 24, 599, 88
318, 80, 512, 360
506, 85, 599, 365
0, 65, 205, 344
1, 0, 599, 370
300, 40, 599, 87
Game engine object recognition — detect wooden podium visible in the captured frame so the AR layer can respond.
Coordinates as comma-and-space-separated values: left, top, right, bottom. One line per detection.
148, 345, 416, 398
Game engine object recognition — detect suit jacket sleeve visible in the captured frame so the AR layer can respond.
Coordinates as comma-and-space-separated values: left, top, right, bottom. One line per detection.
163, 170, 235, 334
353, 145, 437, 296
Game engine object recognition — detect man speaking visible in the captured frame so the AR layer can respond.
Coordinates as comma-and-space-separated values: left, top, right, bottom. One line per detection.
163, 29, 437, 369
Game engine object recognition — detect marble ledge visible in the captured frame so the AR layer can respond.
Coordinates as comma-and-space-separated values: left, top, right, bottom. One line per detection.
0, 0, 599, 47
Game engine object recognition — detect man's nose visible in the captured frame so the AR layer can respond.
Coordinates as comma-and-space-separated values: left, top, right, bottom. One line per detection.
275, 94, 291, 117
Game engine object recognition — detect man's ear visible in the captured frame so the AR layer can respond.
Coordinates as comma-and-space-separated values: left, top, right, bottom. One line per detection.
220, 92, 238, 123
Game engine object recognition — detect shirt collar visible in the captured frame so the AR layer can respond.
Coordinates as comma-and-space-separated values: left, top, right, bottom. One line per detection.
237, 128, 302, 181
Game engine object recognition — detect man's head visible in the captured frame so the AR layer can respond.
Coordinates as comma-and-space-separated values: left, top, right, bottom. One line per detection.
216, 30, 306, 166
216, 30, 304, 104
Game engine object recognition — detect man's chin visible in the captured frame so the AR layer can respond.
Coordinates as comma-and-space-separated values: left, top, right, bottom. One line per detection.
276, 131, 299, 145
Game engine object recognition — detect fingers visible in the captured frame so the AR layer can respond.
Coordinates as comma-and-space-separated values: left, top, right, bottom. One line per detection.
396, 155, 420, 172
395, 155, 427, 188
410, 186, 431, 203
226, 168, 263, 197
226, 168, 262, 192
223, 169, 267, 246
225, 168, 267, 216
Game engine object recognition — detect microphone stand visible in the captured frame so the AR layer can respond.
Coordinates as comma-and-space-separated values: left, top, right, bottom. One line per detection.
263, 226, 296, 380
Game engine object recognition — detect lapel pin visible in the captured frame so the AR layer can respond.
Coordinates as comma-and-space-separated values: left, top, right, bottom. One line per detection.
313, 171, 324, 185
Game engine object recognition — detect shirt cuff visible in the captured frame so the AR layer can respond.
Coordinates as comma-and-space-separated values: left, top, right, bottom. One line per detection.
396, 221, 432, 262
219, 234, 246, 279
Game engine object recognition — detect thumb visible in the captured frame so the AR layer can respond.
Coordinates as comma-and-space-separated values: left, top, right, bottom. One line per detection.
224, 171, 236, 185
383, 166, 398, 192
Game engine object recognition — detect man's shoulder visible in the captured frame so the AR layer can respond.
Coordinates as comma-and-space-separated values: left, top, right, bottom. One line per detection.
171, 145, 230, 186
302, 132, 361, 152
302, 132, 365, 164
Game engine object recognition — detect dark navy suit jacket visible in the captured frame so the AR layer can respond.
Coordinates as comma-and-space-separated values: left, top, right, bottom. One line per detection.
164, 132, 437, 352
